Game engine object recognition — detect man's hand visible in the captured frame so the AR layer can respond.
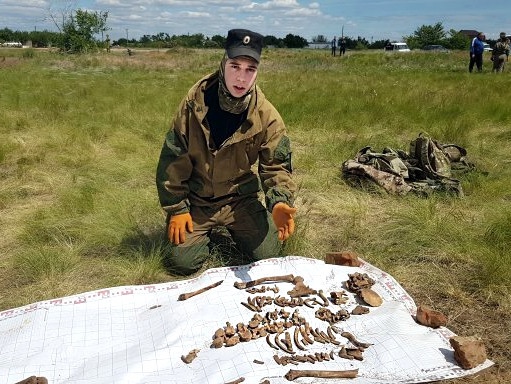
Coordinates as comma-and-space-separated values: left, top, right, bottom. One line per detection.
272, 203, 297, 241
168, 213, 193, 245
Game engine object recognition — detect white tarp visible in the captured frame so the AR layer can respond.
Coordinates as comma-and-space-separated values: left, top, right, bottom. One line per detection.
0, 256, 493, 383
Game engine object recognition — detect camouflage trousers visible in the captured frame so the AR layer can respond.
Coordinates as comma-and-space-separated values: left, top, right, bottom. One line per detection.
164, 195, 282, 276
492, 54, 507, 72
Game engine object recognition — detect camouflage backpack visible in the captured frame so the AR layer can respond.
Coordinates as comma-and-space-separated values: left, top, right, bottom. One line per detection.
407, 133, 475, 180
408, 133, 451, 179
341, 146, 412, 195
341, 133, 475, 197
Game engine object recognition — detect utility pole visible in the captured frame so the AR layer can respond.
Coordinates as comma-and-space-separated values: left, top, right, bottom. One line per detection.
341, 25, 344, 38
125, 28, 129, 48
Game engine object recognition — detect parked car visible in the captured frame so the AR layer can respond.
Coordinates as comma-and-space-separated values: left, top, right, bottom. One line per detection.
384, 42, 411, 52
1, 41, 22, 48
422, 45, 449, 52
483, 43, 492, 52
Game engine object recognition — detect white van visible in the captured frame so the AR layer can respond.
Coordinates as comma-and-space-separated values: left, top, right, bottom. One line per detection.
384, 42, 411, 52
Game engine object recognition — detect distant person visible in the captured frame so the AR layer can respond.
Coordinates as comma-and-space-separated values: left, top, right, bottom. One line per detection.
339, 38, 346, 56
469, 32, 485, 73
331, 36, 337, 56
156, 29, 297, 276
491, 32, 510, 73
105, 34, 111, 53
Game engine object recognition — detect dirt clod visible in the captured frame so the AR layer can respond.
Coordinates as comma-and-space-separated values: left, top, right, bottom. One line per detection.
416, 305, 448, 328
325, 251, 362, 267
450, 336, 487, 369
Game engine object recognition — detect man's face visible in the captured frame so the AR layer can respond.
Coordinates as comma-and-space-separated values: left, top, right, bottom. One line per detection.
224, 57, 258, 98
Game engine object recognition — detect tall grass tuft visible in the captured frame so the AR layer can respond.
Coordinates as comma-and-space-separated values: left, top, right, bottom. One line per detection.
481, 209, 511, 288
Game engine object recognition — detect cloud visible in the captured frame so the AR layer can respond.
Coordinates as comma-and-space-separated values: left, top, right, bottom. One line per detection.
3, 0, 47, 6
286, 7, 321, 16
242, 0, 301, 11
97, 0, 130, 6
176, 11, 210, 18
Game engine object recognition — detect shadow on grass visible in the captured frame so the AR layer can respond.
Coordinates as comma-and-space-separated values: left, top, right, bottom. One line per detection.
119, 226, 167, 258
118, 225, 254, 276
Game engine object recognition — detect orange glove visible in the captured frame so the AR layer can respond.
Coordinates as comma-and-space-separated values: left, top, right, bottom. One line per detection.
168, 213, 193, 245
272, 202, 297, 241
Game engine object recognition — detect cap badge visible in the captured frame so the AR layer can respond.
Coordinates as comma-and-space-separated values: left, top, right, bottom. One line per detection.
243, 35, 251, 45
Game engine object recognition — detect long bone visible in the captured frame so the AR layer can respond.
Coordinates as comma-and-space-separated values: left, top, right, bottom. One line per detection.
233, 274, 301, 289
284, 368, 359, 381
177, 280, 223, 301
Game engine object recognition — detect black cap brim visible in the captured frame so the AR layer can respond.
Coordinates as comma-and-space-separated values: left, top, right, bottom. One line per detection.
226, 47, 261, 63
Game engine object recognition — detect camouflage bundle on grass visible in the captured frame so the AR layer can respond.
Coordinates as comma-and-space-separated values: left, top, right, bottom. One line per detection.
341, 133, 476, 197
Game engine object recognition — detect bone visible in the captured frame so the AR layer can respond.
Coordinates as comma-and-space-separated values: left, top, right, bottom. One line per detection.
266, 334, 279, 350
233, 274, 298, 289
316, 289, 330, 306
181, 349, 200, 364
287, 281, 317, 297
284, 368, 359, 381
177, 280, 223, 300
341, 331, 372, 349
338, 346, 353, 360
241, 301, 259, 312
346, 348, 364, 361
15, 377, 48, 384
299, 324, 314, 345
326, 326, 337, 343
224, 377, 245, 384
293, 326, 306, 351
275, 331, 295, 354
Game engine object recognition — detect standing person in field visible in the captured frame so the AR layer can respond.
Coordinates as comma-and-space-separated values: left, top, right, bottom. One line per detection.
491, 32, 510, 73
331, 36, 337, 56
156, 29, 297, 276
469, 32, 485, 73
339, 38, 346, 56
105, 34, 111, 53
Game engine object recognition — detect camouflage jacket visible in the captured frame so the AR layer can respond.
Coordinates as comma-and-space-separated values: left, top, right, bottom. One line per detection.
156, 72, 296, 216
492, 39, 510, 57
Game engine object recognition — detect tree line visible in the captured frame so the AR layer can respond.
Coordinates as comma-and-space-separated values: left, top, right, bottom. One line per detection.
1, 9, 108, 52
1, 12, 482, 53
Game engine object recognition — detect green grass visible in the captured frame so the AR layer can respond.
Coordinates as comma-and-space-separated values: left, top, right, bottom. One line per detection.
1, 47, 511, 381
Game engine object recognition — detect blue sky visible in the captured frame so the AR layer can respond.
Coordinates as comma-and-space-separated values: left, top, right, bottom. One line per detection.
2, 0, 509, 42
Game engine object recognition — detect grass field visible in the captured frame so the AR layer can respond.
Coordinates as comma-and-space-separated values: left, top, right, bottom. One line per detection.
1, 47, 510, 383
